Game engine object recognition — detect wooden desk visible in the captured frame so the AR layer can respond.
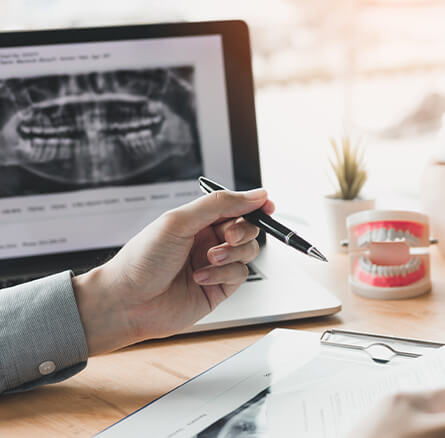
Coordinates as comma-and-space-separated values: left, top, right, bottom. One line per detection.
2, 247, 445, 438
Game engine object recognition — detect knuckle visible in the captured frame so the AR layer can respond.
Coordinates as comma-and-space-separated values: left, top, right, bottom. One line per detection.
239, 262, 249, 279
212, 190, 231, 203
391, 392, 411, 406
160, 210, 177, 228
244, 239, 259, 261
241, 222, 259, 239
252, 239, 260, 257
160, 209, 185, 230
207, 269, 217, 284
252, 226, 260, 239
213, 267, 224, 283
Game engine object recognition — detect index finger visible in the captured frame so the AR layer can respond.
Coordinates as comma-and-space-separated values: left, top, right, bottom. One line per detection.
163, 189, 268, 238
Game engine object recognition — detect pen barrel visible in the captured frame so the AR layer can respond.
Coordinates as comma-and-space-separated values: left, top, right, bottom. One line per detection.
198, 177, 318, 257
243, 210, 291, 242
288, 233, 312, 253
243, 210, 312, 254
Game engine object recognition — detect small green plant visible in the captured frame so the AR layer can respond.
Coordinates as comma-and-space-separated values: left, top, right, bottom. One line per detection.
329, 136, 367, 200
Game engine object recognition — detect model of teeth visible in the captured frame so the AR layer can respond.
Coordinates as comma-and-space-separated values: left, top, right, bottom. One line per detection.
357, 228, 420, 247
346, 210, 432, 299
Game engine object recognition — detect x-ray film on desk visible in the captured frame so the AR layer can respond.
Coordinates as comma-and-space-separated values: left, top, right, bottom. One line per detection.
96, 328, 445, 438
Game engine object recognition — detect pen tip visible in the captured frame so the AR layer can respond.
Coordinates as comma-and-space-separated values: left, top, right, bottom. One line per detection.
308, 246, 328, 262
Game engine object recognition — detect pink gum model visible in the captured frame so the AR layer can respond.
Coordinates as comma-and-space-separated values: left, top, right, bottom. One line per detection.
346, 210, 432, 299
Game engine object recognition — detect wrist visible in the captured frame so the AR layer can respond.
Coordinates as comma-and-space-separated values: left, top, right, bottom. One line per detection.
72, 264, 133, 356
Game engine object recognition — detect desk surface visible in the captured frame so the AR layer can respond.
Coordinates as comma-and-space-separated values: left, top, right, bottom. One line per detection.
2, 246, 445, 438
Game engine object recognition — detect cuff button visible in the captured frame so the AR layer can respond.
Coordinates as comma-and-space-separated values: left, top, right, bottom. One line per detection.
39, 361, 56, 375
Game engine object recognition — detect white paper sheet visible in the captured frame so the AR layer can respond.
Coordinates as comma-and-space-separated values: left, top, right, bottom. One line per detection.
274, 346, 445, 437
96, 329, 444, 438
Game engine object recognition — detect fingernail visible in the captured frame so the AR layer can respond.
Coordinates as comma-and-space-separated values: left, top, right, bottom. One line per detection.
244, 188, 267, 199
194, 270, 209, 283
211, 248, 227, 262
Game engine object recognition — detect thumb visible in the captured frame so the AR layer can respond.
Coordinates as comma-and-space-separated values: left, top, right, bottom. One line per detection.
162, 189, 268, 238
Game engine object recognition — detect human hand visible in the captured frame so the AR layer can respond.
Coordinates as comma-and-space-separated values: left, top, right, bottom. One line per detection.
348, 389, 445, 438
73, 189, 274, 355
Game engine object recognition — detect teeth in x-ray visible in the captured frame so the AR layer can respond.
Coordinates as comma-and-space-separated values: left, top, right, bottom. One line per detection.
18, 117, 162, 138
123, 130, 156, 157
16, 99, 166, 164
30, 139, 45, 161
59, 139, 74, 159
19, 127, 163, 163
19, 124, 79, 137
23, 138, 65, 162
108, 116, 163, 133
4, 68, 198, 184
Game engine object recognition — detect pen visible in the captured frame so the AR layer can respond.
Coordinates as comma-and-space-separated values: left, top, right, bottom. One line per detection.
198, 176, 328, 262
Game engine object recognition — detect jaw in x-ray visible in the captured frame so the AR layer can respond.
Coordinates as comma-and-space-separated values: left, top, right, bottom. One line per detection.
0, 67, 202, 189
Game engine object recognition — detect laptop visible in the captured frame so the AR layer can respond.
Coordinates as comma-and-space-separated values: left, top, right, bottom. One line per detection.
0, 21, 341, 331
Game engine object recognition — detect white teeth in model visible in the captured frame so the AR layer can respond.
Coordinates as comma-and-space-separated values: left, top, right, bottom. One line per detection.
357, 227, 420, 247
359, 256, 421, 277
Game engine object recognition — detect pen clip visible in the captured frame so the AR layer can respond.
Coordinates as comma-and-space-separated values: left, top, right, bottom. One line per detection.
198, 176, 228, 194
199, 185, 209, 195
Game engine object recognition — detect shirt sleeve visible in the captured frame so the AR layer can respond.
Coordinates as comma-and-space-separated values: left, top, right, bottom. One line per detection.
0, 270, 89, 394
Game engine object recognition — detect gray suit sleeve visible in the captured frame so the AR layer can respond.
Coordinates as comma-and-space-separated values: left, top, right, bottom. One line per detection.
0, 271, 89, 394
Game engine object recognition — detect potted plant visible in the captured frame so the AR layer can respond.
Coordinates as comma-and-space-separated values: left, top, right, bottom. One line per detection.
421, 114, 445, 256
325, 136, 375, 252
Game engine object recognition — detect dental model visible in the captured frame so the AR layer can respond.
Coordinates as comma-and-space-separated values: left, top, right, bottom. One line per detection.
345, 210, 433, 299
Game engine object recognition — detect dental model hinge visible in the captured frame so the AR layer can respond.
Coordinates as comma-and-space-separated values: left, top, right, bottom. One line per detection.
340, 238, 438, 247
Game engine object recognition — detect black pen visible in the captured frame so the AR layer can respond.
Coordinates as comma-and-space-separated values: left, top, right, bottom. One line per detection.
198, 176, 328, 262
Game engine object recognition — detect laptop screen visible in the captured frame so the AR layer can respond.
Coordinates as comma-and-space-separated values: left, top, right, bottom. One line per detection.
0, 35, 235, 260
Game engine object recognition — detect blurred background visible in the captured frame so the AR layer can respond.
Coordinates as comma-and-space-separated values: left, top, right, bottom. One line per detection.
2, 0, 445, 219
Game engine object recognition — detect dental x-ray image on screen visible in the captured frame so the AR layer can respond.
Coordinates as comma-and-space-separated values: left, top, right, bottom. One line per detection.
0, 66, 202, 198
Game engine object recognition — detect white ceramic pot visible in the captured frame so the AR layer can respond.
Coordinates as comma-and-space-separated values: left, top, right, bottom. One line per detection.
421, 161, 445, 257
324, 196, 375, 252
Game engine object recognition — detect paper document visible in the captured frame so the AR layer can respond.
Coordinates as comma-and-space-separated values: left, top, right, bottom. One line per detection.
96, 329, 445, 438
270, 345, 445, 437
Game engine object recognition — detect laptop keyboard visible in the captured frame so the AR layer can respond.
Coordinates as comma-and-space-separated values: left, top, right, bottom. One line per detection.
0, 263, 264, 290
